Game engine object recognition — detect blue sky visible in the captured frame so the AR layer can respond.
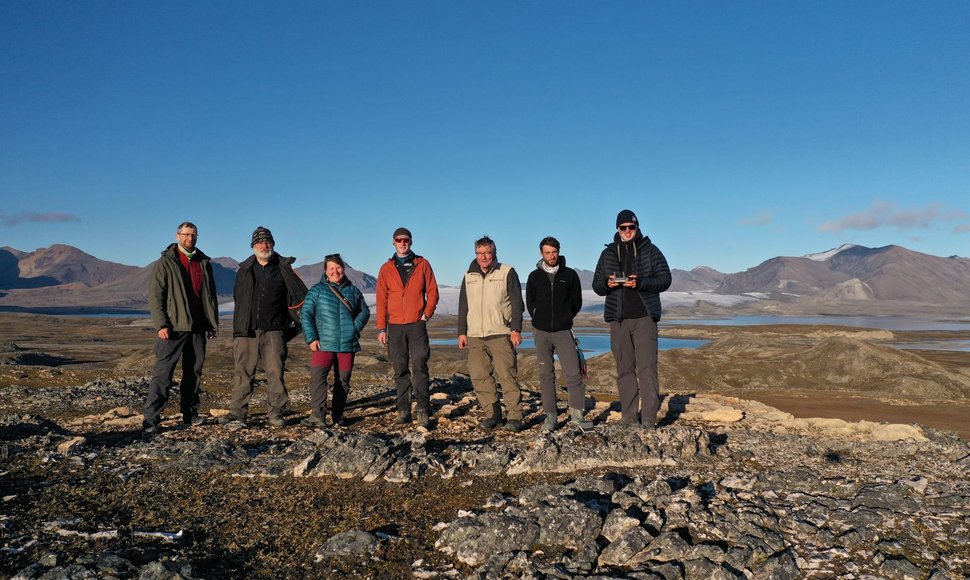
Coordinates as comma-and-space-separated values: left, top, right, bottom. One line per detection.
2, 1, 968, 285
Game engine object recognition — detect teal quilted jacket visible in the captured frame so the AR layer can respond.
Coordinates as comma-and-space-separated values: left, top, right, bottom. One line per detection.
301, 278, 370, 353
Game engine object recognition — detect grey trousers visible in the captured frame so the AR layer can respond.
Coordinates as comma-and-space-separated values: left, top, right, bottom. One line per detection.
143, 331, 206, 428
534, 328, 586, 415
610, 317, 660, 425
230, 330, 289, 419
467, 335, 523, 421
388, 320, 431, 414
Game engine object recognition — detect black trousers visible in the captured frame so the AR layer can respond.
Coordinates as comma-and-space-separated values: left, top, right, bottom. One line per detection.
143, 331, 206, 428
387, 320, 431, 414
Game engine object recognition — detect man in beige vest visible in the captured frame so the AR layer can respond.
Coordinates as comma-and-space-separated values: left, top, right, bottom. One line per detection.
457, 235, 526, 432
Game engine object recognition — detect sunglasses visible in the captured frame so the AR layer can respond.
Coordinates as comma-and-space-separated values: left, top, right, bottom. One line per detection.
394, 237, 411, 243
618, 225, 638, 232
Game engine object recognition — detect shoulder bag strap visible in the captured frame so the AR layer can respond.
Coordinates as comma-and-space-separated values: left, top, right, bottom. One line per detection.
327, 283, 356, 315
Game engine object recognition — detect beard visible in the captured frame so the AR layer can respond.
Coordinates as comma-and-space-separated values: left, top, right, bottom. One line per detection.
254, 248, 274, 261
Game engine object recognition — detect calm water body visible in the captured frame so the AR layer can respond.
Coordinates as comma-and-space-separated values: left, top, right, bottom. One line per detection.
431, 333, 708, 357
434, 315, 970, 355
663, 315, 970, 332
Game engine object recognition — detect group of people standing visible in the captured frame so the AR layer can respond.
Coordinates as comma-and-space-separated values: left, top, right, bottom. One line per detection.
141, 209, 671, 437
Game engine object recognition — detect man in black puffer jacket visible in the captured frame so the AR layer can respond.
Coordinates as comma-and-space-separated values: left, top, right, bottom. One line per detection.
592, 210, 672, 428
526, 236, 587, 432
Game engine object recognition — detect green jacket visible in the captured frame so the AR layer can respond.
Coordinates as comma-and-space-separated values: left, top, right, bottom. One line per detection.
149, 244, 219, 333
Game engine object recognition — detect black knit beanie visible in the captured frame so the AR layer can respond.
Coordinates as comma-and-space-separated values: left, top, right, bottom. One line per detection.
251, 226, 275, 247
616, 209, 638, 228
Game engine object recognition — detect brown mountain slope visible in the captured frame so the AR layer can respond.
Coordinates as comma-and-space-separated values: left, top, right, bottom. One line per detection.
716, 244, 970, 305
296, 261, 377, 291
669, 266, 726, 292
17, 244, 138, 286
828, 245, 970, 303
716, 256, 851, 295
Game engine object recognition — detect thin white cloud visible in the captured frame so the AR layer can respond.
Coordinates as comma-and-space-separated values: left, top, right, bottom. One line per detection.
819, 201, 968, 233
954, 224, 970, 234
739, 211, 774, 226
0, 211, 81, 227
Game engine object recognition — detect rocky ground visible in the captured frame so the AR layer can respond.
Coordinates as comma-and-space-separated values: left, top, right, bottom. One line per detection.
1, 313, 969, 578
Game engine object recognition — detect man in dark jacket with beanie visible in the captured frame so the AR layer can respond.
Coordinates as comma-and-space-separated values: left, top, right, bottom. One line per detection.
143, 221, 219, 435
220, 226, 308, 427
526, 236, 588, 432
592, 210, 671, 427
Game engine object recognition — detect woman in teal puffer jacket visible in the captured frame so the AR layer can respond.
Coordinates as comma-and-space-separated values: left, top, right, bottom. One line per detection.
301, 254, 370, 427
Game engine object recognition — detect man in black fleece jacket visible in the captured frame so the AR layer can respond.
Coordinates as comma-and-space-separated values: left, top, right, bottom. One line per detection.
526, 236, 588, 432
592, 210, 672, 428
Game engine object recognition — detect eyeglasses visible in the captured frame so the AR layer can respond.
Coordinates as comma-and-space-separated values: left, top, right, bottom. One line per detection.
475, 251, 494, 257
618, 225, 637, 232
177, 232, 198, 238
325, 253, 341, 261
394, 237, 411, 244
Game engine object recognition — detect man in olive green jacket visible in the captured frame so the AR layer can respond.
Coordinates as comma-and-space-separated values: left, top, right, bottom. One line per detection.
143, 221, 219, 435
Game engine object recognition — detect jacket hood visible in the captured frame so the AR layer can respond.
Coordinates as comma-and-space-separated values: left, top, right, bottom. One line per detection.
238, 252, 295, 271
603, 232, 652, 249
387, 252, 421, 264
534, 255, 566, 270
162, 243, 210, 261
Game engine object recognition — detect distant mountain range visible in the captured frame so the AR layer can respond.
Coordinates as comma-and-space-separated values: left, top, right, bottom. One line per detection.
0, 245, 376, 310
0, 243, 967, 311
716, 244, 970, 304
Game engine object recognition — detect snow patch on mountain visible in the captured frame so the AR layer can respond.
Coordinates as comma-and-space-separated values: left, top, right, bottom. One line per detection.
803, 243, 856, 261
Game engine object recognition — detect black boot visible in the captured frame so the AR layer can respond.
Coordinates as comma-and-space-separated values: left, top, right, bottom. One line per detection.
478, 402, 503, 432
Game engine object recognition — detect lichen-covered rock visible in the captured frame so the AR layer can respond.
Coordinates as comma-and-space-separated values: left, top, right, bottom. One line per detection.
435, 513, 539, 566
533, 499, 603, 549
314, 529, 380, 560
598, 526, 655, 568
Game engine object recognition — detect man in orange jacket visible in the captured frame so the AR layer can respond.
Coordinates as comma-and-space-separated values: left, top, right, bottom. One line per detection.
376, 227, 440, 428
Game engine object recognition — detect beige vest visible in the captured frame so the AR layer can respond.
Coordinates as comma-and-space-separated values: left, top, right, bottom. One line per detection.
464, 264, 513, 338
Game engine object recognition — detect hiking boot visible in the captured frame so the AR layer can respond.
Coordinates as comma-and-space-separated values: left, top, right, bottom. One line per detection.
143, 423, 160, 436
301, 415, 327, 429
416, 410, 431, 430
396, 412, 412, 425
502, 419, 524, 433
541, 415, 558, 433
217, 414, 246, 426
478, 402, 503, 432
333, 415, 349, 427
569, 407, 594, 429
183, 414, 205, 427
268, 414, 286, 428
